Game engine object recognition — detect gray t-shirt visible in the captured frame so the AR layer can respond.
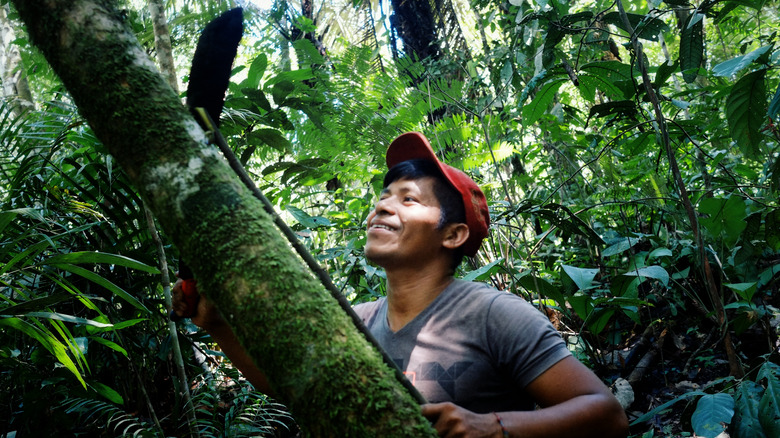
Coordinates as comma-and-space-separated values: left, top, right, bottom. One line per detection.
354, 279, 570, 413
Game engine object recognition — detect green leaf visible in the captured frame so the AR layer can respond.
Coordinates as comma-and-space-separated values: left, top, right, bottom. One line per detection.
517, 275, 566, 307
461, 258, 503, 282
726, 69, 767, 157
758, 365, 780, 437
249, 128, 291, 152
724, 282, 758, 302
286, 205, 332, 229
630, 390, 707, 425
271, 80, 295, 104
602, 237, 640, 257
623, 265, 669, 287
19, 312, 113, 328
0, 317, 86, 387
49, 263, 150, 314
561, 265, 599, 290
293, 39, 325, 64
43, 251, 159, 274
602, 12, 670, 41
587, 100, 637, 121
648, 248, 673, 259
522, 78, 566, 126
698, 195, 748, 248
679, 13, 704, 83
244, 54, 267, 89
89, 336, 128, 357
0, 293, 73, 315
712, 45, 772, 77
691, 393, 735, 438
568, 292, 594, 320
578, 61, 633, 101
768, 83, 780, 123
587, 307, 615, 335
88, 380, 124, 405
733, 381, 767, 438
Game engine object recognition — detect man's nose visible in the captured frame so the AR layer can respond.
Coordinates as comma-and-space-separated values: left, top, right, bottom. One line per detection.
373, 197, 396, 215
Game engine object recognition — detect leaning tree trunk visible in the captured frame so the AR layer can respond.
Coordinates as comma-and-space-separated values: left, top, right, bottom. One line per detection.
0, 3, 33, 116
11, 1, 435, 436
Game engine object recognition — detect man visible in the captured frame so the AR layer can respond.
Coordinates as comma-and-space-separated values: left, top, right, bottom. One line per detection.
173, 132, 629, 437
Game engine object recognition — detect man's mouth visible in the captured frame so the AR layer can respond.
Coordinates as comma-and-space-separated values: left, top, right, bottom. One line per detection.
370, 223, 396, 231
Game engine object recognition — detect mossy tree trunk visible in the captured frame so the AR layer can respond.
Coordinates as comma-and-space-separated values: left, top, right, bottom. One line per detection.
11, 1, 435, 436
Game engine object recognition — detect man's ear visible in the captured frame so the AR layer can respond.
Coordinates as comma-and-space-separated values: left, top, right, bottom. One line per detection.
442, 223, 470, 250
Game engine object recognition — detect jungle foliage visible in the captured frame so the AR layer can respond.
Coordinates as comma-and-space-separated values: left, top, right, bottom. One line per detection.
1, 0, 779, 436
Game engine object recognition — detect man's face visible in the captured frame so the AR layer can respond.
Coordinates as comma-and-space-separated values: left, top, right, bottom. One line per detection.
364, 177, 446, 269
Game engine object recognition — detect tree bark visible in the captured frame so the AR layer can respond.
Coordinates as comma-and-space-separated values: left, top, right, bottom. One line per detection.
148, 0, 178, 94
11, 1, 435, 436
0, 3, 33, 115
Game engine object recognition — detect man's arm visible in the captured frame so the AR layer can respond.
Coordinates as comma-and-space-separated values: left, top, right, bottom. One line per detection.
172, 279, 274, 395
422, 356, 629, 438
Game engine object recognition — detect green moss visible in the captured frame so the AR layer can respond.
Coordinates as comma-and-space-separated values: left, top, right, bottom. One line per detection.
14, 1, 437, 435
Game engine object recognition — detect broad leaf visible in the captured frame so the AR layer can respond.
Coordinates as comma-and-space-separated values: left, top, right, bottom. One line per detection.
602, 12, 670, 41
522, 78, 566, 126
561, 265, 599, 291
732, 381, 767, 438
680, 13, 704, 83
768, 83, 780, 123
461, 258, 503, 282
243, 53, 267, 89
286, 205, 332, 229
726, 69, 767, 157
623, 266, 669, 287
698, 195, 748, 248
602, 237, 640, 257
724, 282, 758, 302
712, 45, 772, 77
758, 364, 780, 437
691, 393, 734, 438
516, 274, 566, 307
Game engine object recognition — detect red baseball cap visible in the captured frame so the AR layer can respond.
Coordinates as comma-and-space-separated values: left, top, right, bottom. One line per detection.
386, 132, 490, 257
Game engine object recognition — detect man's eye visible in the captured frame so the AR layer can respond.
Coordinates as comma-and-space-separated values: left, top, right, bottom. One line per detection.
404, 196, 417, 202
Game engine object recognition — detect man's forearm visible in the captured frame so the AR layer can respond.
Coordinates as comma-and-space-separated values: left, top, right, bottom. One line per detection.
206, 322, 274, 395
497, 393, 628, 438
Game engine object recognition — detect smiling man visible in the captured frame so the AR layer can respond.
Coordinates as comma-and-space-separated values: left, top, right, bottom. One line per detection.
173, 132, 629, 437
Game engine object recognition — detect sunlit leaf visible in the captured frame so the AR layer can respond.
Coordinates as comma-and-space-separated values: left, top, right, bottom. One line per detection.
522, 78, 566, 126
726, 69, 767, 157
712, 45, 772, 77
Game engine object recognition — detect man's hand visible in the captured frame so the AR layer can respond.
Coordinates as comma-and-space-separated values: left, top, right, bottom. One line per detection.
171, 276, 225, 331
422, 402, 503, 438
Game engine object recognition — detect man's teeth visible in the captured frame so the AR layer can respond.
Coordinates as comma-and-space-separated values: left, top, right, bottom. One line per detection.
372, 224, 394, 231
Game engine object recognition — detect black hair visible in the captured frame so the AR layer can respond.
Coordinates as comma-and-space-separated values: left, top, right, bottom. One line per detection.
383, 159, 467, 269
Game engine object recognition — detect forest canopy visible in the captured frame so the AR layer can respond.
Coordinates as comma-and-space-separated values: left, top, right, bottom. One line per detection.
1, 0, 778, 437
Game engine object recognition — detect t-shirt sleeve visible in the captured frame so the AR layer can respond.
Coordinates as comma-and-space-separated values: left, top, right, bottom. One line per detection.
353, 299, 383, 326
486, 293, 571, 389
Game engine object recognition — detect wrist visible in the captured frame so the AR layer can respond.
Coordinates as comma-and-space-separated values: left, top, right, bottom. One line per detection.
492, 412, 509, 438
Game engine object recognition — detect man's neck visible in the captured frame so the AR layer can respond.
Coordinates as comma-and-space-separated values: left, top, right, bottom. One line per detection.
384, 265, 454, 332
